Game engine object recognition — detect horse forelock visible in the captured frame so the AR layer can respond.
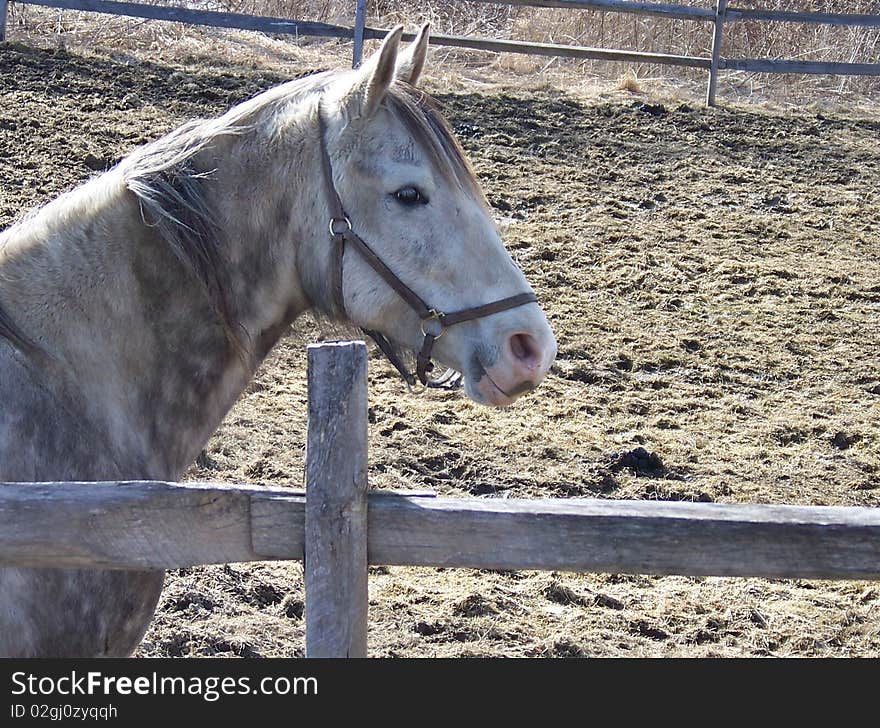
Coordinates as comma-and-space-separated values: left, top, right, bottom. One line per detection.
297, 82, 489, 319
383, 84, 487, 206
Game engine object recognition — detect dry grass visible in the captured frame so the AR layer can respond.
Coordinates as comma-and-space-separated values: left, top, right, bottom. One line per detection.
617, 68, 644, 93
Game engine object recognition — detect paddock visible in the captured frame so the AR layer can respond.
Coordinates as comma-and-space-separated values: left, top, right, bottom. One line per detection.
0, 40, 878, 656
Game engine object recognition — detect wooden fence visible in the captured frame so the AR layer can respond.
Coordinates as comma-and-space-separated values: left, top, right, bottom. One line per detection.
2, 341, 880, 657
1, 0, 879, 104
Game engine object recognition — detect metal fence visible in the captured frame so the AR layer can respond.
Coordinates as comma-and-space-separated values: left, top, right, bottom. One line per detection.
3, 342, 880, 657
1, 0, 879, 104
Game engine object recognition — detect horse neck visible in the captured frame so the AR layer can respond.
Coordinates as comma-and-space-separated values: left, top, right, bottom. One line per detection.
0, 120, 318, 479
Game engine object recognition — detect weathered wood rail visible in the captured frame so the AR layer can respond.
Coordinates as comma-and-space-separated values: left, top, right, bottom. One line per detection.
1, 340, 880, 657
1, 0, 878, 104
4, 479, 880, 577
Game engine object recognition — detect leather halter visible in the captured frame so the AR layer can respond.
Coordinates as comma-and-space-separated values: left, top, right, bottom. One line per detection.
316, 102, 538, 388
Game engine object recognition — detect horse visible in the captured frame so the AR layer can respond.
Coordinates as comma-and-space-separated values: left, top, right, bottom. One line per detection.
0, 24, 557, 657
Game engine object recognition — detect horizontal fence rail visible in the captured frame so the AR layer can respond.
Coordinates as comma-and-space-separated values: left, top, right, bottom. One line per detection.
457, 0, 716, 21
370, 28, 712, 68
7, 0, 711, 68
728, 6, 880, 25
3, 479, 880, 580
9, 0, 360, 38
722, 57, 880, 75
455, 0, 880, 26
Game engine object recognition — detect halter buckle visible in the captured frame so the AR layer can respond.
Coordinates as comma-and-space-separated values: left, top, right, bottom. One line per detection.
420, 309, 446, 339
329, 216, 352, 236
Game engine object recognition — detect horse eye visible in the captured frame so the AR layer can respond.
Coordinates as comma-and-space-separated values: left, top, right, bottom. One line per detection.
394, 187, 427, 205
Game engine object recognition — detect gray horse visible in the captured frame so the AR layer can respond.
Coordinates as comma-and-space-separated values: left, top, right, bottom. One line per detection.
0, 25, 556, 656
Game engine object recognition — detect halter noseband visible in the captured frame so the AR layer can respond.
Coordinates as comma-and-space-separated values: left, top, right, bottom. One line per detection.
316, 102, 537, 389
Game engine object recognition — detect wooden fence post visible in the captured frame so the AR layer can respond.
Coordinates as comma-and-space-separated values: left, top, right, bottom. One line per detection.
706, 0, 727, 106
352, 0, 366, 67
305, 341, 369, 658
0, 0, 8, 42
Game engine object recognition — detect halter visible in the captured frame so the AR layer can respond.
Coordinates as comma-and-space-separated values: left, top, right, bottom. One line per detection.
316, 102, 537, 389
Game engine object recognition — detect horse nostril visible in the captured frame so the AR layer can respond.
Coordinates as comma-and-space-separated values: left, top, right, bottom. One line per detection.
508, 332, 541, 371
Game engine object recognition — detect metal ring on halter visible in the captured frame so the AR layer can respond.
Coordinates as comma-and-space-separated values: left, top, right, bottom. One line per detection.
329, 217, 352, 236
420, 309, 446, 339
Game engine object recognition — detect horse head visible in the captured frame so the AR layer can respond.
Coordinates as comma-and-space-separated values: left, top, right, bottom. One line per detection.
311, 25, 557, 406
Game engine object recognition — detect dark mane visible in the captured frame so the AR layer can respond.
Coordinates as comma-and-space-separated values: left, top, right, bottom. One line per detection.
0, 303, 36, 355
124, 125, 238, 349
120, 72, 332, 353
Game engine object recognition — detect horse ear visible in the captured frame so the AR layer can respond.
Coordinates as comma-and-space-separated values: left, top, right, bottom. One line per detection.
395, 22, 430, 86
351, 25, 404, 119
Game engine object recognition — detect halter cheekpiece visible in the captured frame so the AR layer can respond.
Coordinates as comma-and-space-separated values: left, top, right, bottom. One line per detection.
316, 102, 538, 389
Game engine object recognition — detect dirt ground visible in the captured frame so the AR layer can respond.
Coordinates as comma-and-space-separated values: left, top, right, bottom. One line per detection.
1, 38, 879, 657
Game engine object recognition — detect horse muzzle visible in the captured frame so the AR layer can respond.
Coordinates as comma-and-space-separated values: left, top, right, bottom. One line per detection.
466, 328, 557, 407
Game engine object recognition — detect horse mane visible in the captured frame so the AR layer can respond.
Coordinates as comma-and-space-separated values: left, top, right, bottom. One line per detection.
120, 71, 332, 353
0, 304, 37, 356
0, 71, 483, 357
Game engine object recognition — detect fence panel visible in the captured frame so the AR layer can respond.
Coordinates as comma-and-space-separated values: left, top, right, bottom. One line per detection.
0, 480, 303, 569
4, 0, 879, 103
6, 335, 880, 662
4, 0, 358, 40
